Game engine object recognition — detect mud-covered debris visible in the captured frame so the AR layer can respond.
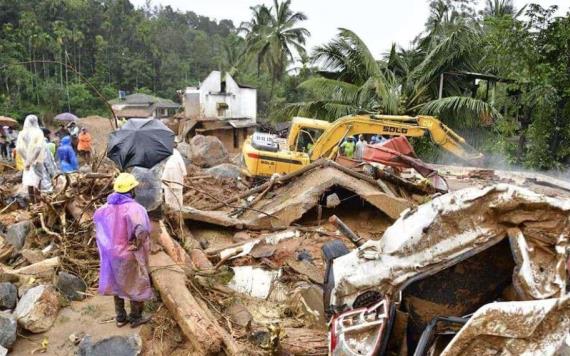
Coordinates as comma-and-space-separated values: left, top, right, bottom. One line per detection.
227, 302, 253, 327
326, 193, 341, 208
288, 282, 326, 329
0, 282, 17, 310
228, 266, 282, 299
20, 249, 45, 264
14, 284, 60, 333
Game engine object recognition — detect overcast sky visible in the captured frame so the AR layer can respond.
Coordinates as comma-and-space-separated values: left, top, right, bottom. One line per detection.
131, 0, 569, 58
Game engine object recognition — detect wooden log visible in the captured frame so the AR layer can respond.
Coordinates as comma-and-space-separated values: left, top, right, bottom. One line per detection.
149, 251, 223, 355
10, 257, 60, 281
150, 221, 243, 355
151, 220, 194, 272
281, 328, 328, 355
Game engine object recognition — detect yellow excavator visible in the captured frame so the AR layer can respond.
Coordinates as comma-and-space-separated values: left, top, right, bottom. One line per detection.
242, 114, 483, 177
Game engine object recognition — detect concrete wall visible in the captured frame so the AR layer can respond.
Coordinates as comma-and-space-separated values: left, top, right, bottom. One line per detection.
183, 71, 257, 121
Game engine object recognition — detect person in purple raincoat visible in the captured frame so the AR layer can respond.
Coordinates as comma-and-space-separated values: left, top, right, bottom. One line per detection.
94, 172, 153, 327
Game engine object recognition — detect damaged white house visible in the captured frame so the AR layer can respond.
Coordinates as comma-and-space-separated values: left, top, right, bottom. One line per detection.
180, 71, 257, 152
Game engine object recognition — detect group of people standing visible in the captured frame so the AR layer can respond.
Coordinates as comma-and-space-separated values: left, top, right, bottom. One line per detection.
15, 115, 93, 202
0, 126, 18, 161
340, 134, 390, 160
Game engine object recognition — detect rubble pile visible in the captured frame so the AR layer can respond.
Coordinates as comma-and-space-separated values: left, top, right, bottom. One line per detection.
1, 140, 570, 355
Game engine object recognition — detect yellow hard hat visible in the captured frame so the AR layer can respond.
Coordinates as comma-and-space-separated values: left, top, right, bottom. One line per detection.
113, 173, 139, 193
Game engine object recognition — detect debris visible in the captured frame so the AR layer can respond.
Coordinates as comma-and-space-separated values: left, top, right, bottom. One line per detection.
206, 163, 242, 179
228, 266, 282, 299
0, 282, 17, 310
286, 260, 324, 284
5, 220, 34, 251
227, 302, 252, 327
189, 135, 229, 168
14, 284, 60, 333
288, 283, 326, 329
10, 257, 60, 282
0, 311, 16, 348
441, 297, 570, 356
0, 345, 6, 356
149, 251, 223, 354
20, 249, 45, 264
232, 231, 251, 242
325, 193, 341, 208
213, 229, 300, 260
280, 328, 328, 355
78, 334, 142, 356
56, 271, 87, 301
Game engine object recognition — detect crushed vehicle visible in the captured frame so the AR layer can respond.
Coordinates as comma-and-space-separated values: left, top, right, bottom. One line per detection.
322, 184, 570, 355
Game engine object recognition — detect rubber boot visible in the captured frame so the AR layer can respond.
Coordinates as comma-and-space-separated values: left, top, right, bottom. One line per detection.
114, 296, 128, 327
129, 301, 150, 328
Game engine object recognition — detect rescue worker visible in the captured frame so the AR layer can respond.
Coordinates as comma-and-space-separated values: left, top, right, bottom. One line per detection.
340, 137, 356, 158
16, 115, 48, 203
354, 134, 367, 161
77, 127, 92, 164
161, 140, 187, 210
94, 173, 153, 328
56, 136, 79, 173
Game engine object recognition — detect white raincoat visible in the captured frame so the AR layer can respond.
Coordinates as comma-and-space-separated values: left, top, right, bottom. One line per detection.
16, 115, 46, 189
161, 148, 187, 210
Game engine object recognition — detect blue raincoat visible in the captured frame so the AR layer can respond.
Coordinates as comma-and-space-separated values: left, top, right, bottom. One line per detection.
56, 136, 78, 173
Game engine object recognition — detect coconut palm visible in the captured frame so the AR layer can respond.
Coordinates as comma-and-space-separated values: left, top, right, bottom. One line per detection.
240, 0, 310, 100
282, 26, 500, 128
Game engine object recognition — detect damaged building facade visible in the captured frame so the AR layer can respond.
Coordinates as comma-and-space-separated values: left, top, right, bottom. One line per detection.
180, 71, 257, 152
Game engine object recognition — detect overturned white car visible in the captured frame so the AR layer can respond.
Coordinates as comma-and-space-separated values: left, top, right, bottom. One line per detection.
322, 184, 570, 355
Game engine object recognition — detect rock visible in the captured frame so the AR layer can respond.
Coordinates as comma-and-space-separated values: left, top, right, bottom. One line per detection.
78, 334, 142, 356
325, 193, 341, 208
206, 163, 241, 179
0, 311, 17, 348
0, 345, 7, 356
14, 284, 60, 333
189, 135, 228, 168
0, 283, 17, 310
5, 220, 34, 251
56, 272, 87, 301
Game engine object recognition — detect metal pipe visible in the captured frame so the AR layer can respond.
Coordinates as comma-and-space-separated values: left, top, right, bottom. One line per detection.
329, 215, 364, 247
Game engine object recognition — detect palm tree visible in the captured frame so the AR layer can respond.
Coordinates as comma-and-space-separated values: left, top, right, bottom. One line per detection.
240, 0, 310, 100
282, 27, 500, 128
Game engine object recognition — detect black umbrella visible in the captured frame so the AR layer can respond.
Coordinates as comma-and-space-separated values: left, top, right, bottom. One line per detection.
107, 118, 174, 170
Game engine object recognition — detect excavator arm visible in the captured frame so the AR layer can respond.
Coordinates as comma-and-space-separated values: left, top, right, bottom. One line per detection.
308, 114, 484, 162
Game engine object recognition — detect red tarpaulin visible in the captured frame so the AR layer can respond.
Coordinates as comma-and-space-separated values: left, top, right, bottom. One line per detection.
363, 136, 448, 192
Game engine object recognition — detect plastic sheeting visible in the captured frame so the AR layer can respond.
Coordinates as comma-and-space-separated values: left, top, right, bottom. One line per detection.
94, 193, 154, 302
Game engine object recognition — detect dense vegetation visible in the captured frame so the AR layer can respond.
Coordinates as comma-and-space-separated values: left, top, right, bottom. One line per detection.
1, 0, 569, 169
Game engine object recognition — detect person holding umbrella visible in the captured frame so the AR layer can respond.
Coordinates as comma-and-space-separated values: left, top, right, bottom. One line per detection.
94, 173, 153, 328
56, 136, 79, 173
68, 122, 79, 150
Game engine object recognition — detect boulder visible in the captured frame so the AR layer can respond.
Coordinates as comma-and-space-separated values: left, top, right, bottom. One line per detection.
206, 163, 241, 179
56, 272, 87, 301
0, 283, 17, 310
5, 220, 34, 251
14, 284, 60, 333
78, 334, 142, 356
0, 312, 17, 348
189, 135, 228, 168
